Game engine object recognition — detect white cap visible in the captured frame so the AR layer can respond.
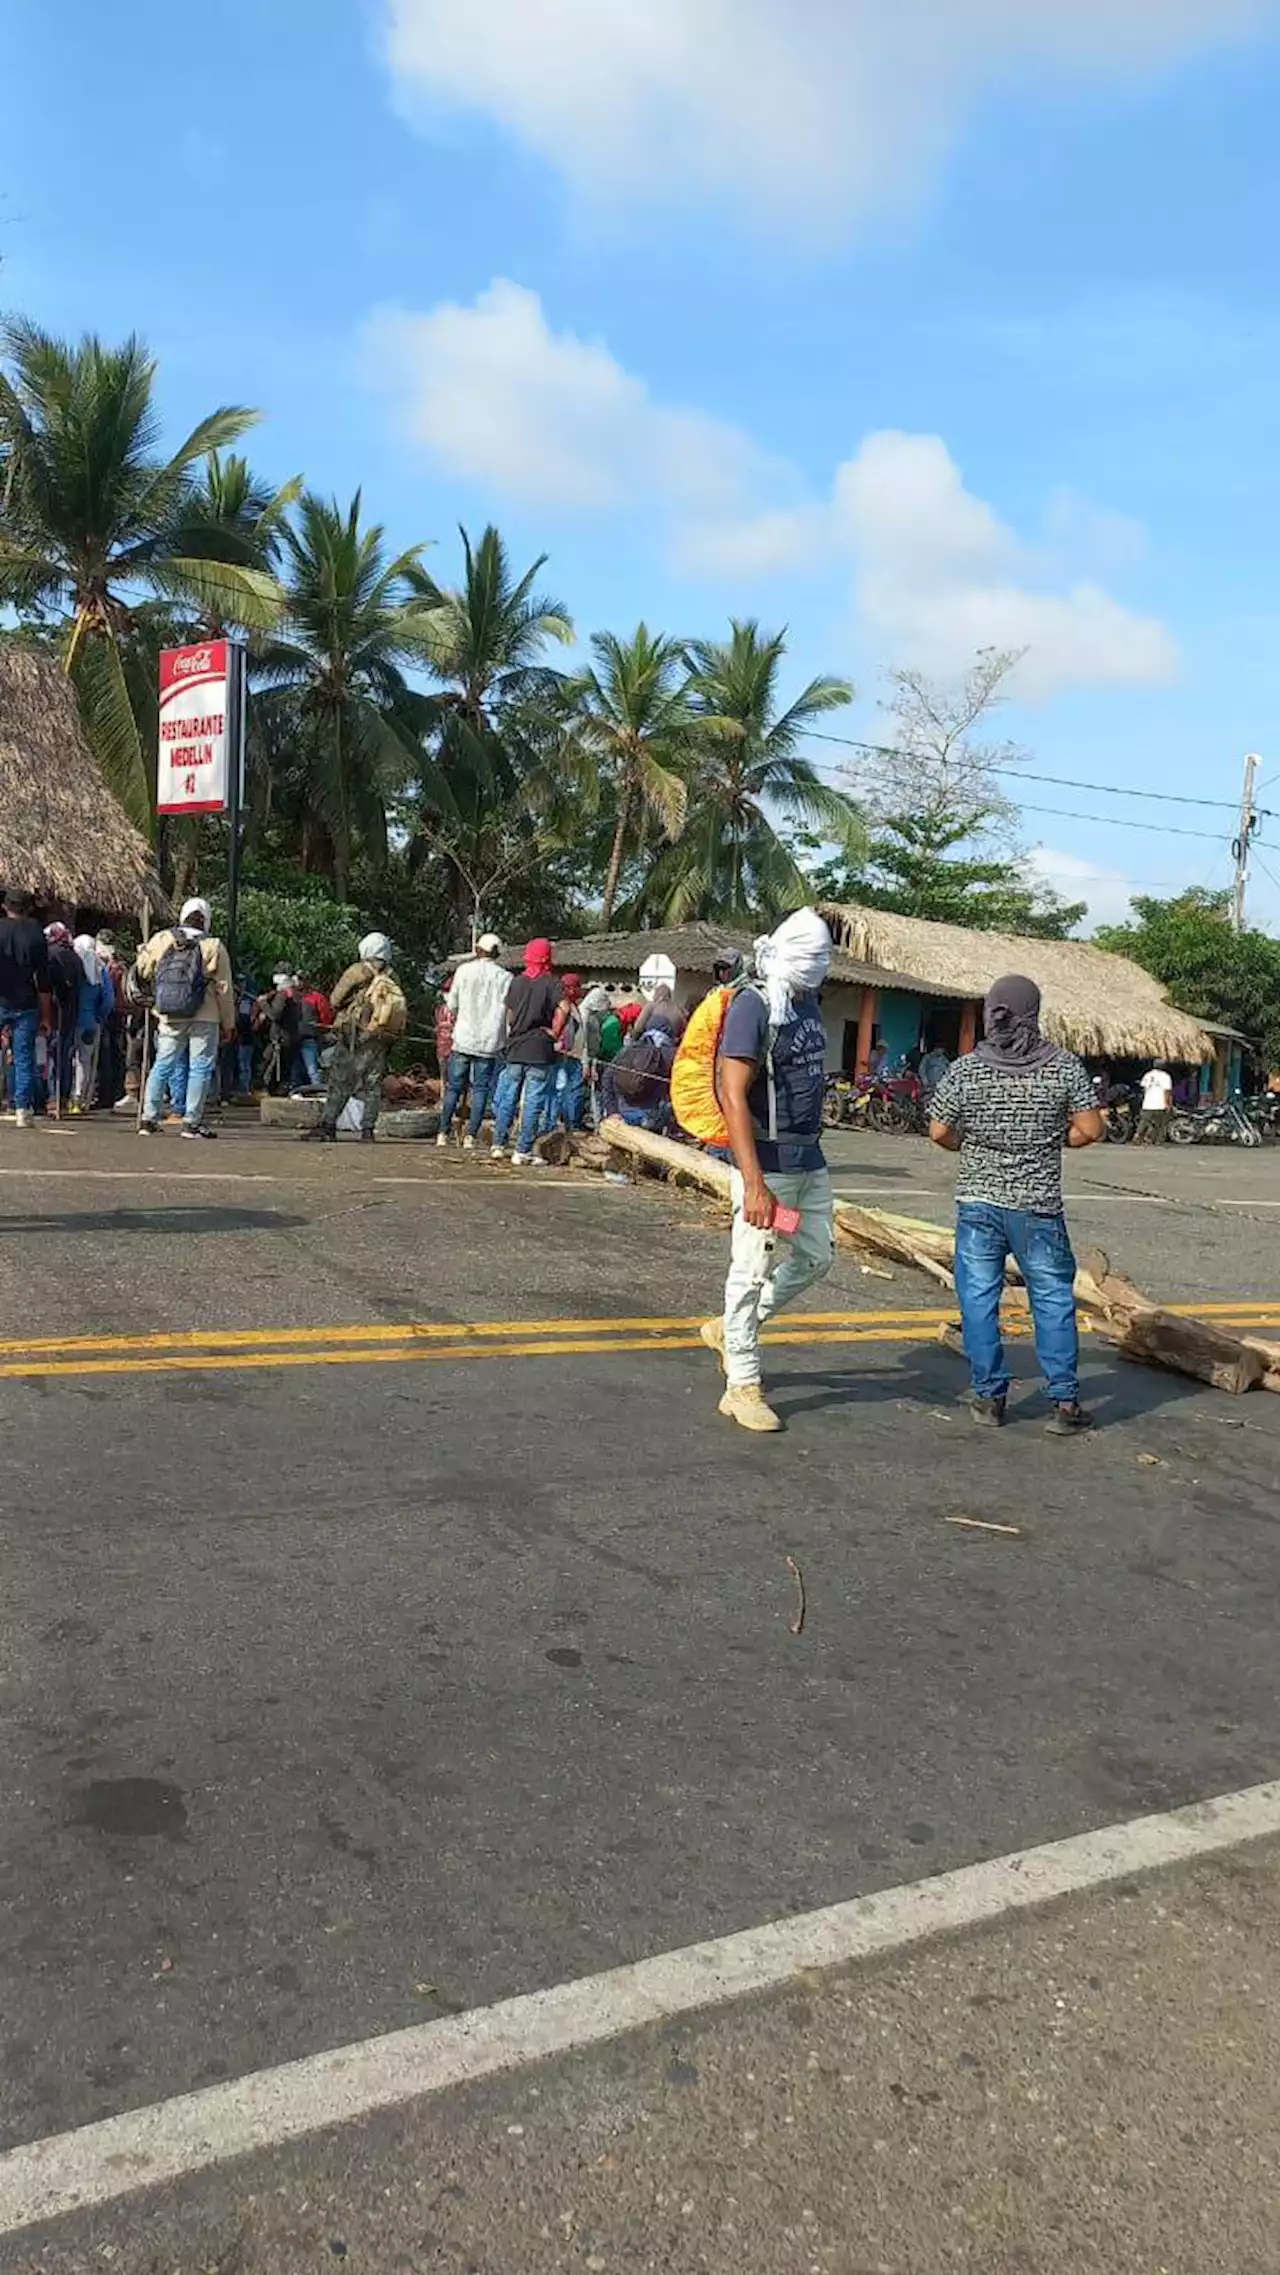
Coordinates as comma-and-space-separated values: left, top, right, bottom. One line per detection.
179, 896, 211, 930
477, 932, 502, 954
272, 971, 294, 988
358, 931, 391, 964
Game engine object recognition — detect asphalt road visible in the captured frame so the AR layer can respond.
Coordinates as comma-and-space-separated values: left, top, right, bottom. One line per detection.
3, 1116, 1280, 2263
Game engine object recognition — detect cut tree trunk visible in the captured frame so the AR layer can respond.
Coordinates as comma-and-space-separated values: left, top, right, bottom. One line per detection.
1101, 1307, 1266, 1395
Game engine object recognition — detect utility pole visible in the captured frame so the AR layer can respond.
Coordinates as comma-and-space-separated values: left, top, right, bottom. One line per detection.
1232, 752, 1261, 934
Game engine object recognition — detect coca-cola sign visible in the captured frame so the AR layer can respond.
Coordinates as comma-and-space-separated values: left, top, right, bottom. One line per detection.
157, 641, 237, 815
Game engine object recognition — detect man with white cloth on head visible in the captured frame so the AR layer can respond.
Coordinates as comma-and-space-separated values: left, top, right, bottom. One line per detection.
701, 908, 836, 1433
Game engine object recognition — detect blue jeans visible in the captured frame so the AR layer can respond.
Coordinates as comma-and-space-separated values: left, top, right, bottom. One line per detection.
293, 1037, 321, 1089
0, 1004, 39, 1111
955, 1202, 1080, 1406
544, 1057, 584, 1133
145, 1025, 217, 1126
441, 1050, 499, 1139
492, 1061, 556, 1153
236, 1042, 255, 1094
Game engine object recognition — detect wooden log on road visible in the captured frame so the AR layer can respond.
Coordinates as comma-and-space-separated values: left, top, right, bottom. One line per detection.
595, 1118, 733, 1199
1100, 1306, 1266, 1395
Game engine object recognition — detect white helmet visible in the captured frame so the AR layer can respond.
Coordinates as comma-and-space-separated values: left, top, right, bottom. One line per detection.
358, 931, 391, 964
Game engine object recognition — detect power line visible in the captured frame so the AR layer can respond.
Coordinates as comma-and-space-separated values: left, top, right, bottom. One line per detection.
802, 729, 1264, 813
1014, 801, 1228, 844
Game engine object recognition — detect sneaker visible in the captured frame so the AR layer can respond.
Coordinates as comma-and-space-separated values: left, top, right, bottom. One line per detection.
510, 1150, 532, 1166
967, 1393, 1007, 1427
461, 1134, 476, 1152
1045, 1402, 1093, 1437
14, 1108, 34, 1129
718, 1384, 783, 1434
700, 1318, 728, 1374
489, 1144, 507, 1160
436, 1131, 449, 1149
299, 1124, 337, 1143
180, 1123, 217, 1140
137, 1119, 159, 1136
165, 1113, 185, 1127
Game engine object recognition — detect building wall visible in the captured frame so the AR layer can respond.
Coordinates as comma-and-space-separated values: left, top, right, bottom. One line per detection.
877, 987, 926, 1069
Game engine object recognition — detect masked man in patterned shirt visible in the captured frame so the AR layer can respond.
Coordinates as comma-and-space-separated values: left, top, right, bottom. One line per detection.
929, 975, 1103, 1435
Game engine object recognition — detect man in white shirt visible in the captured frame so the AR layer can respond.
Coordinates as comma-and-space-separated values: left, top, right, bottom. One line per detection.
438, 933, 512, 1150
1136, 1061, 1174, 1144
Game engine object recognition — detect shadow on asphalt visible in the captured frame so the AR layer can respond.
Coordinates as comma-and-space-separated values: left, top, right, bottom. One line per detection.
777, 1348, 1207, 1425
0, 1206, 307, 1237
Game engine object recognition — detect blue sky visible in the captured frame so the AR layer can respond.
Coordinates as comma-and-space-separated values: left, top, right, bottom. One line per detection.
6, 0, 1280, 928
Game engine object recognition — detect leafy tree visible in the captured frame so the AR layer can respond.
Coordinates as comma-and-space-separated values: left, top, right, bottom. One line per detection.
566, 625, 692, 927
251, 491, 446, 897
209, 880, 367, 990
0, 320, 279, 829
633, 620, 860, 924
830, 648, 1084, 935
1095, 890, 1280, 1065
404, 524, 575, 940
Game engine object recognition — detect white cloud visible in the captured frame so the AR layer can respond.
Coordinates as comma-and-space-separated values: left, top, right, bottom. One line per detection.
1023, 847, 1140, 932
382, 0, 1269, 233
365, 282, 782, 520
369, 284, 1178, 699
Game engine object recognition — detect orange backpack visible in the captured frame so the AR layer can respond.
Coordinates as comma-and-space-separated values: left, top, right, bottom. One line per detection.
671, 979, 776, 1148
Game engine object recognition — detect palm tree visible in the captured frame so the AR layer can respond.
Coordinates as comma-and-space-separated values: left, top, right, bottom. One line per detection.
405, 524, 574, 934
637, 620, 861, 925
0, 319, 280, 829
567, 625, 693, 927
174, 452, 302, 583
251, 491, 447, 896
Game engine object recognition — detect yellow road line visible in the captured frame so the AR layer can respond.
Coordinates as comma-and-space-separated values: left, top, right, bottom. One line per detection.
0, 1309, 957, 1360
3, 1312, 1279, 1382
0, 1297, 1275, 1364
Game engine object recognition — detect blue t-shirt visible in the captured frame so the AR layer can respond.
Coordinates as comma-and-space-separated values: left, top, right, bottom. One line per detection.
720, 987, 826, 1174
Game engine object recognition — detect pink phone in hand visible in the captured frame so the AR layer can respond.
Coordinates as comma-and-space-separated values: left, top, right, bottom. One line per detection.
771, 1202, 802, 1236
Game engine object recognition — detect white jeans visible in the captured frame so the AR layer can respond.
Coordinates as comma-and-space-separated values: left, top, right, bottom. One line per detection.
723, 1167, 835, 1388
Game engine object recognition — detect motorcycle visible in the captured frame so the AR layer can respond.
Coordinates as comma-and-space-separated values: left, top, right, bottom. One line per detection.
1169, 1099, 1262, 1147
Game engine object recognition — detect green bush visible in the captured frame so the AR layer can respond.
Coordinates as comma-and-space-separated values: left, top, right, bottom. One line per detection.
210, 885, 367, 988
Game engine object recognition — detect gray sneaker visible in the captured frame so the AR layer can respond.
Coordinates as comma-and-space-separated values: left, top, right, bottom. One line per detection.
1045, 1402, 1093, 1437
967, 1393, 1007, 1427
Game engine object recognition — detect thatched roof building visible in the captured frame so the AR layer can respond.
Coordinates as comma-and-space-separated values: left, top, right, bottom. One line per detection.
0, 646, 161, 916
821, 902, 1212, 1064
502, 921, 954, 997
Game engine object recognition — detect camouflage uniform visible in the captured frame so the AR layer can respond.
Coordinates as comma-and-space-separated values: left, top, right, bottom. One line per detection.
317, 959, 392, 1136
324, 1035, 389, 1133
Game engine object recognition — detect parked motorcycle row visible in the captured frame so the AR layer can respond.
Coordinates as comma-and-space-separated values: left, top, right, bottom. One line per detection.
823, 1071, 1280, 1148
821, 1072, 929, 1135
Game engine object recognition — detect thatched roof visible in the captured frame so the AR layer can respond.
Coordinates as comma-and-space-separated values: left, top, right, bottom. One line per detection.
821, 902, 1212, 1063
0, 646, 162, 915
500, 921, 957, 997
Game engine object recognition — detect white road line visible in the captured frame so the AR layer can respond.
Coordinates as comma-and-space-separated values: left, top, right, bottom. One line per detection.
0, 1166, 275, 1184
2, 1778, 1278, 2239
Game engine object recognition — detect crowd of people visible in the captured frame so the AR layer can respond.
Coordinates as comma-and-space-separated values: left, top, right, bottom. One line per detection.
436, 936, 755, 1162
0, 880, 1164, 1440
0, 883, 405, 1139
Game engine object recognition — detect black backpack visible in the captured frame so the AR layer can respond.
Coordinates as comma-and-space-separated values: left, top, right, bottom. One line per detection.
154, 932, 208, 1020
611, 1030, 674, 1108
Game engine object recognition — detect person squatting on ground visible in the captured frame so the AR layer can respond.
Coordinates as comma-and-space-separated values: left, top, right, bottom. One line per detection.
300, 933, 406, 1143
702, 909, 836, 1434
136, 899, 235, 1139
929, 974, 1102, 1435
491, 937, 561, 1165
438, 932, 511, 1149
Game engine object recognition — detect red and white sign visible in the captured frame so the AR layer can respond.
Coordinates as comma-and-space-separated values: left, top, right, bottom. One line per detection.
157, 641, 237, 815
